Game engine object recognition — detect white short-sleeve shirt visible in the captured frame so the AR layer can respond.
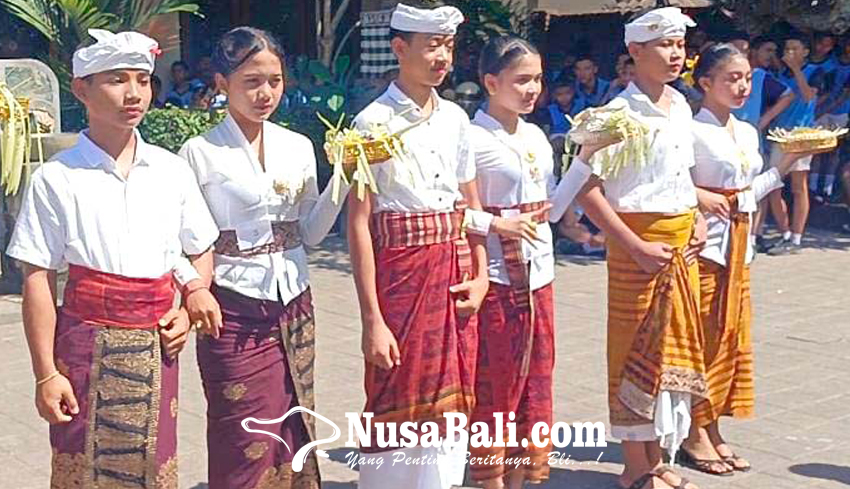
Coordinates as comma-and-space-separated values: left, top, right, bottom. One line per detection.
470, 110, 555, 291
180, 112, 348, 304
691, 108, 783, 266
589, 83, 699, 213
7, 131, 219, 283
353, 82, 475, 213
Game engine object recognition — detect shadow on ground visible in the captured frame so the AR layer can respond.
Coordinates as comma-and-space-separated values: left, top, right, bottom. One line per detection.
307, 236, 352, 274
789, 463, 850, 486
327, 447, 359, 472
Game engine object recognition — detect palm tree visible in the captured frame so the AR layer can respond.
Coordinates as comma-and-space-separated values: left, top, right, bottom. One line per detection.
718, 0, 850, 34
0, 0, 201, 83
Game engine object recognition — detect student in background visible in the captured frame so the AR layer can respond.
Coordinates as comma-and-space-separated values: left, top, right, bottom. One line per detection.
547, 78, 580, 136
165, 60, 205, 108
574, 54, 611, 109
765, 33, 826, 255
811, 36, 850, 200
604, 58, 636, 102
739, 36, 796, 252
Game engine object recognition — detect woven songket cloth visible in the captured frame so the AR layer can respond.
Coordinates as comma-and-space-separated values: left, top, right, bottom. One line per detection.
50, 265, 178, 489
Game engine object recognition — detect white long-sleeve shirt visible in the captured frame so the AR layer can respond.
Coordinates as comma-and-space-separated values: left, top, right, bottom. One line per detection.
179, 113, 349, 304
691, 108, 783, 266
7, 130, 218, 284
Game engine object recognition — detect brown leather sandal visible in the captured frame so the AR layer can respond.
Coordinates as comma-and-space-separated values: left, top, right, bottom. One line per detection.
653, 463, 699, 489
721, 453, 752, 472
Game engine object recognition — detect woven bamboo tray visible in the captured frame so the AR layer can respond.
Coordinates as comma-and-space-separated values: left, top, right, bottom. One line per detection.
569, 130, 624, 146
776, 137, 839, 155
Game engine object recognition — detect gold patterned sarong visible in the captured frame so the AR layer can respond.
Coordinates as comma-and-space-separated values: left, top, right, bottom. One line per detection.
606, 212, 707, 433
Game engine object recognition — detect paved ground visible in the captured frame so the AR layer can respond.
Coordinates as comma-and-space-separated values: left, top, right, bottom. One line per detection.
1, 231, 848, 488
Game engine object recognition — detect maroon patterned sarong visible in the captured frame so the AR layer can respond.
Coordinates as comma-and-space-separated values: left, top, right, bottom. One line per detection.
362, 206, 478, 453
197, 285, 319, 489
470, 283, 555, 483
482, 201, 549, 312
51, 265, 179, 489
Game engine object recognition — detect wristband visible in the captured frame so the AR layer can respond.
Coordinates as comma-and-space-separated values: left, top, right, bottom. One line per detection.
182, 280, 209, 298
36, 370, 60, 386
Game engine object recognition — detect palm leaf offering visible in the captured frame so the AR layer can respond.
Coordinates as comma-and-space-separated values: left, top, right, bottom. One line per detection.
767, 126, 849, 155
567, 106, 653, 179
0, 83, 32, 196
318, 112, 408, 204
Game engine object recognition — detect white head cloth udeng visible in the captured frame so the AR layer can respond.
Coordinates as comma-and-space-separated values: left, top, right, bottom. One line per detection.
390, 3, 465, 35
73, 29, 160, 78
624, 7, 696, 46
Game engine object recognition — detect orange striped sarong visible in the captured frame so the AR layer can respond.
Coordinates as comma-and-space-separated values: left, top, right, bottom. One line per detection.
693, 188, 755, 425
607, 212, 707, 434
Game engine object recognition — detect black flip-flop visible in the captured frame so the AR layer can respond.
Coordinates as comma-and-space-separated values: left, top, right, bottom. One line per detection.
676, 449, 734, 477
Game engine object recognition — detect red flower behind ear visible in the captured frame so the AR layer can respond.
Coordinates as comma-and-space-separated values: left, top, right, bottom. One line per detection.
151, 46, 162, 56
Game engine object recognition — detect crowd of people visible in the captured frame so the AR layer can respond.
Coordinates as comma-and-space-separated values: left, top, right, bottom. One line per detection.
432, 25, 850, 257
5, 3, 839, 489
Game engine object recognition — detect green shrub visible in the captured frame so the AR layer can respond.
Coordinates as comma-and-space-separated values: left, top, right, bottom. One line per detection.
138, 107, 226, 153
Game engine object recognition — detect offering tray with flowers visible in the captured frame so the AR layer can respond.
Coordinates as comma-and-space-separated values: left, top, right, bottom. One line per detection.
767, 126, 849, 155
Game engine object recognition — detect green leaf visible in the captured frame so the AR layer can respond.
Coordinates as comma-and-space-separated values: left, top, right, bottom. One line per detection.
0, 0, 59, 41
308, 60, 331, 82
333, 54, 350, 79
327, 94, 345, 112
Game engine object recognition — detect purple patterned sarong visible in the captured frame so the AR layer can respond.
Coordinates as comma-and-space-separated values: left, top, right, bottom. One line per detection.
50, 266, 179, 489
197, 285, 320, 489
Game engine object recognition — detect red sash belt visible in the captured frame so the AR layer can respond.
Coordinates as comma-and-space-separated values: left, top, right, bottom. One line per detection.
62, 265, 175, 329
370, 201, 472, 274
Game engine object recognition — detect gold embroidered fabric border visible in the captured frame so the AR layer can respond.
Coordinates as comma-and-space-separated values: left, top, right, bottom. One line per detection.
281, 302, 317, 441
84, 328, 163, 488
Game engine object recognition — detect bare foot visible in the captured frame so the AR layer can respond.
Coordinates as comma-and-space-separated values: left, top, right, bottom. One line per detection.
713, 442, 751, 471
681, 427, 733, 475
707, 424, 751, 471
653, 464, 700, 489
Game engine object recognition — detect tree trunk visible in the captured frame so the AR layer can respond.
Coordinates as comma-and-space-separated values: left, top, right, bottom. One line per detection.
317, 0, 354, 68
